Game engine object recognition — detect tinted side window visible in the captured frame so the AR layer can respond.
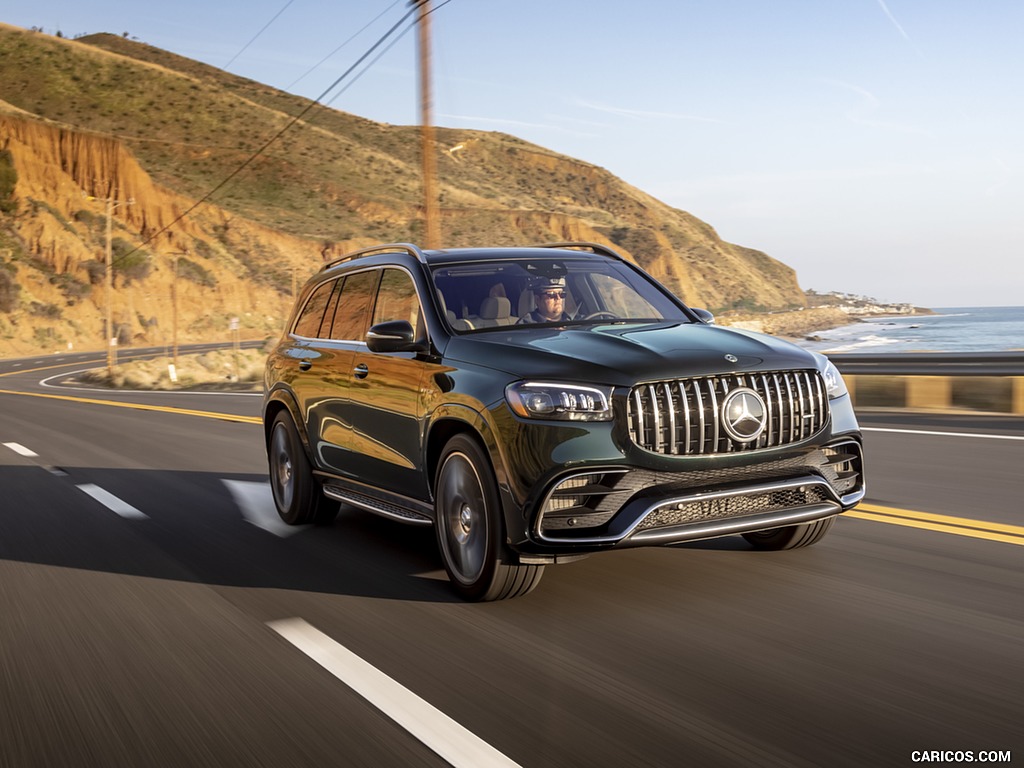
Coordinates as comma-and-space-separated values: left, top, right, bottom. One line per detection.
293, 279, 336, 337
329, 270, 380, 341
373, 268, 422, 332
317, 279, 343, 338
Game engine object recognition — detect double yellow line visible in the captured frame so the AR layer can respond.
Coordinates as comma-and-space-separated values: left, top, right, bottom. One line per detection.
849, 503, 1024, 547
0, 387, 261, 424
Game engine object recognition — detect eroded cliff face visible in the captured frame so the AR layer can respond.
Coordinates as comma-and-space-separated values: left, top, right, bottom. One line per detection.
0, 64, 805, 355
0, 114, 344, 354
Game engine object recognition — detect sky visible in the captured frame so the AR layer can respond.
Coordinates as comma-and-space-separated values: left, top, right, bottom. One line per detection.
6, 1, 1024, 308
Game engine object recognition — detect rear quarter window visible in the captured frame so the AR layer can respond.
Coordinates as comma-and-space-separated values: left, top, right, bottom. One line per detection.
293, 280, 337, 338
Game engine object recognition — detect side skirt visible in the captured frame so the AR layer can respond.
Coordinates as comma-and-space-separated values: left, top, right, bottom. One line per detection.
319, 477, 433, 526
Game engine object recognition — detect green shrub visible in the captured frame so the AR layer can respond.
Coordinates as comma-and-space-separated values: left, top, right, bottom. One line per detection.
50, 272, 92, 303
0, 150, 16, 215
176, 256, 217, 287
112, 238, 152, 283
29, 301, 62, 319
0, 268, 20, 312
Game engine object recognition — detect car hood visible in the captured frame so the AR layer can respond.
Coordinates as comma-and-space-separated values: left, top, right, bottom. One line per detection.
443, 322, 819, 386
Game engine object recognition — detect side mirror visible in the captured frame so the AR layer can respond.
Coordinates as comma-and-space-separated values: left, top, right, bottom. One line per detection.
366, 320, 426, 353
691, 308, 715, 325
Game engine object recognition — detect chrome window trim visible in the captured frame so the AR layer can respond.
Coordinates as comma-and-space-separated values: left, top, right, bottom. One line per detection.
291, 264, 430, 345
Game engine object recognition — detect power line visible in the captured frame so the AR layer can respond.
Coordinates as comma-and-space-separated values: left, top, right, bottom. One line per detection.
321, 15, 415, 109
224, 0, 296, 71
111, 2, 422, 269
319, 0, 452, 111
286, 0, 403, 92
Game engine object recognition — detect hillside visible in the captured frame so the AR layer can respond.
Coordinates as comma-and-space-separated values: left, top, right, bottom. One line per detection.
0, 23, 807, 355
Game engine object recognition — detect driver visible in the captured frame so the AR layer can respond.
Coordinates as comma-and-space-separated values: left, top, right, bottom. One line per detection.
517, 277, 572, 324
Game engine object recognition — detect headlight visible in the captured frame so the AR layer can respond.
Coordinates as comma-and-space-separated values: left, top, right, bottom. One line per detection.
821, 359, 848, 399
505, 382, 613, 421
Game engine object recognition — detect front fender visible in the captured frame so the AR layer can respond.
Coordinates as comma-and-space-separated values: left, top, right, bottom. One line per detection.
426, 402, 506, 481
426, 400, 537, 547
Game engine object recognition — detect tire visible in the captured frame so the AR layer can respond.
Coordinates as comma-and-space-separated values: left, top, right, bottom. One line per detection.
434, 434, 543, 601
742, 516, 835, 550
268, 411, 337, 525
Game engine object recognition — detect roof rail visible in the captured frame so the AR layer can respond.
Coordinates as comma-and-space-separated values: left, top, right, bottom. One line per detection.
320, 242, 428, 272
530, 241, 626, 261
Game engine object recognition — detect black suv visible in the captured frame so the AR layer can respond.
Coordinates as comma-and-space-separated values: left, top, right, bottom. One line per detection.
263, 243, 864, 600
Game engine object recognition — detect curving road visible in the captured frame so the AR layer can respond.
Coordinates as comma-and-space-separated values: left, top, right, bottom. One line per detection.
1, 350, 1021, 767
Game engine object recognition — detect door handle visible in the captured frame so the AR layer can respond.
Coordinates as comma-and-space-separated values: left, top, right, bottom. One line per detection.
353, 363, 369, 379
298, 360, 312, 371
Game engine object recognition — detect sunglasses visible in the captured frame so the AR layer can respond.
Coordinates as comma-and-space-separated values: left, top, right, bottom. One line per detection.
540, 291, 566, 299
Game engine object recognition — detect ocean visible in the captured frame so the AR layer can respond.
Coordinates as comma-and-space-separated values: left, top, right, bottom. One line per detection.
792, 306, 1024, 354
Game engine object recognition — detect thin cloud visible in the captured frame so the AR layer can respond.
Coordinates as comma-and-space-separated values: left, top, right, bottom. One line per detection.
439, 113, 598, 138
876, 0, 911, 42
652, 163, 942, 202
576, 100, 725, 124
819, 78, 930, 136
875, 0, 925, 58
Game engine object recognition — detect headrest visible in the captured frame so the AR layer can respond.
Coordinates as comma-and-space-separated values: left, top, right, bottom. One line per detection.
480, 296, 511, 319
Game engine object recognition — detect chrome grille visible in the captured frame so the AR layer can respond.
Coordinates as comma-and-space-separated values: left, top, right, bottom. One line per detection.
627, 370, 829, 455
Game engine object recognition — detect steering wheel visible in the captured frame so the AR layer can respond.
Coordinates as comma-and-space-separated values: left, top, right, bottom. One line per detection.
581, 311, 620, 321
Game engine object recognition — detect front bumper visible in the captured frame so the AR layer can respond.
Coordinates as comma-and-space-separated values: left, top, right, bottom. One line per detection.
490, 389, 864, 558
498, 431, 863, 558
533, 438, 863, 547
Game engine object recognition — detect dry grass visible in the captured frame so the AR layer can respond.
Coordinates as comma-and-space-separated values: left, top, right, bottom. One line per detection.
77, 348, 265, 391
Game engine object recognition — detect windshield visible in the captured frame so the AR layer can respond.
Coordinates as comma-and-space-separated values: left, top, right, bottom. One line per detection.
431, 257, 692, 332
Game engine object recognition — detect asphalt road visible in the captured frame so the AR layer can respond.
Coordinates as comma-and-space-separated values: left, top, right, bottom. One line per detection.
1, 350, 1021, 767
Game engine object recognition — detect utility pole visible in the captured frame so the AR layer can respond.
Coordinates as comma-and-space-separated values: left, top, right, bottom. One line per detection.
413, 0, 441, 248
105, 196, 114, 376
91, 193, 134, 378
167, 251, 187, 373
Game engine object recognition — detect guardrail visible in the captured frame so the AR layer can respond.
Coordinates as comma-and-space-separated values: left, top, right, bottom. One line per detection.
828, 352, 1024, 415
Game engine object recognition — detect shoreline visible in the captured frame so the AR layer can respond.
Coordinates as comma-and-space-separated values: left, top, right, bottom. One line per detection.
717, 307, 939, 352
743, 306, 1024, 355
717, 307, 861, 340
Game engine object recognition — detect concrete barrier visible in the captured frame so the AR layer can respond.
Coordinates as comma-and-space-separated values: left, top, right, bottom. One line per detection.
830, 353, 1024, 415
843, 375, 1024, 414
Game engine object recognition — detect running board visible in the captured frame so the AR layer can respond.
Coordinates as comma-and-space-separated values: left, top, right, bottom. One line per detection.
322, 485, 433, 526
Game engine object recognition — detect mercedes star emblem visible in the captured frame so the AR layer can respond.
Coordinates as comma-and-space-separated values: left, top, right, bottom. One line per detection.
721, 388, 768, 442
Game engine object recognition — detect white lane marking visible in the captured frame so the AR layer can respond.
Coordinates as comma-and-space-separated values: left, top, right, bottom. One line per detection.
76, 484, 149, 520
3, 442, 38, 457
223, 479, 307, 537
862, 427, 1024, 441
268, 618, 521, 768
